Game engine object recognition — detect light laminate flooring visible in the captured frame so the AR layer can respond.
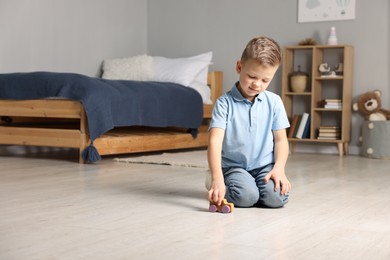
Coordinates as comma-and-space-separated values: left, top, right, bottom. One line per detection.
1, 148, 390, 260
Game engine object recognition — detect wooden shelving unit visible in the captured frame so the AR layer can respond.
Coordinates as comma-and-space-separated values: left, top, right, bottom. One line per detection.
281, 45, 354, 156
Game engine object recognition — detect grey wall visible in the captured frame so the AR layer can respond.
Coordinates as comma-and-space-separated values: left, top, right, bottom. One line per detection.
148, 0, 389, 155
0, 0, 147, 76
1, 0, 388, 155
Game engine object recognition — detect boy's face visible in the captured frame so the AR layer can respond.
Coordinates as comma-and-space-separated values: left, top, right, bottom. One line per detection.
236, 59, 279, 102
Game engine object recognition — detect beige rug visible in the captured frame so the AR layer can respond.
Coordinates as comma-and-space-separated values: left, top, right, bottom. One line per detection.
114, 149, 209, 168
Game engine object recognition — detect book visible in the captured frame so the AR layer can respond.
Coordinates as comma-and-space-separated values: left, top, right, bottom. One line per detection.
318, 132, 341, 137
317, 136, 340, 140
317, 125, 341, 139
318, 128, 341, 133
288, 115, 300, 138
296, 113, 309, 139
319, 125, 340, 129
319, 99, 342, 109
301, 114, 311, 138
324, 104, 342, 109
324, 99, 342, 103
293, 114, 303, 138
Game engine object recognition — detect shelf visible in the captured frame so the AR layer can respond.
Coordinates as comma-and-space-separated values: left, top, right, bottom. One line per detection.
285, 44, 350, 49
315, 76, 343, 80
314, 108, 342, 112
284, 92, 312, 96
288, 138, 343, 143
281, 45, 354, 156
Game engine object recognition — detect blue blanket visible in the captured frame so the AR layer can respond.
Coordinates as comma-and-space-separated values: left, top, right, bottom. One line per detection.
0, 72, 203, 162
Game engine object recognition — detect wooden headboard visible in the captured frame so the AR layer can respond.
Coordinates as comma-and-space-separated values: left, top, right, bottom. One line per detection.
204, 71, 223, 118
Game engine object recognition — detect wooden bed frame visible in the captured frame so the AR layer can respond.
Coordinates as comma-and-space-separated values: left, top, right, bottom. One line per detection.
0, 71, 223, 163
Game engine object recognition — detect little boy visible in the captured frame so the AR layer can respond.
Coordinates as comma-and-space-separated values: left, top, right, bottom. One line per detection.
207, 36, 291, 208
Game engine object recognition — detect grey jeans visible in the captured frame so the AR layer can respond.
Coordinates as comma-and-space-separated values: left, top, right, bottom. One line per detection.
223, 164, 289, 208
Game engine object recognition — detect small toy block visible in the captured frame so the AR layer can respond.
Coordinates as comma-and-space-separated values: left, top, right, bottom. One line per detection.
209, 199, 234, 213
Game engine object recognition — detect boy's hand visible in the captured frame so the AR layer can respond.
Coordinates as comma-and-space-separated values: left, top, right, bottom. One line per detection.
264, 168, 291, 195
208, 180, 226, 206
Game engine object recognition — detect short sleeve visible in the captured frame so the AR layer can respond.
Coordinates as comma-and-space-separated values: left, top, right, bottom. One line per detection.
272, 95, 290, 130
209, 96, 229, 131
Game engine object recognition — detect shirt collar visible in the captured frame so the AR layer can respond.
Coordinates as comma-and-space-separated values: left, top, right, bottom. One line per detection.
232, 82, 264, 103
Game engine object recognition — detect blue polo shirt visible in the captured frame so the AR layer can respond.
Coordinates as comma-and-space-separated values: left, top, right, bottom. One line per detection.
209, 83, 290, 171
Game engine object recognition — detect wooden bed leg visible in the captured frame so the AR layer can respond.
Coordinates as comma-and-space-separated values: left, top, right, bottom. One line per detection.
343, 142, 349, 156
290, 141, 296, 154
79, 154, 85, 164
337, 142, 343, 157
79, 134, 88, 164
79, 107, 88, 163
208, 71, 223, 104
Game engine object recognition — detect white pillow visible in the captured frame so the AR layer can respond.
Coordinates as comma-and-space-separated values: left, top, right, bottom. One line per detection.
102, 55, 153, 81
188, 52, 213, 85
189, 81, 213, 104
153, 52, 212, 87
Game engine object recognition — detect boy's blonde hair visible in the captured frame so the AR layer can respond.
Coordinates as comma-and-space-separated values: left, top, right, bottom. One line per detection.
240, 36, 282, 67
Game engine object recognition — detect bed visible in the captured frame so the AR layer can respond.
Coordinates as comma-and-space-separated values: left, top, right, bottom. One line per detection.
0, 58, 222, 163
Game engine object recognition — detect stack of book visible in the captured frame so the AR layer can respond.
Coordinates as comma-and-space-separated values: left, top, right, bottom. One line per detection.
317, 126, 341, 140
288, 113, 311, 139
319, 99, 342, 109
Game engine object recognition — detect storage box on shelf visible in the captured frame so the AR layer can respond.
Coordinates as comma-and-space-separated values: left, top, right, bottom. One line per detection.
281, 45, 354, 156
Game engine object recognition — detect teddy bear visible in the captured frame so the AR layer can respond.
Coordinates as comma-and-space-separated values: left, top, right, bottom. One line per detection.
352, 89, 390, 121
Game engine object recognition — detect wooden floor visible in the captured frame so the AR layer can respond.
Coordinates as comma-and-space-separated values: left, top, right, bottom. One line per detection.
1, 147, 390, 259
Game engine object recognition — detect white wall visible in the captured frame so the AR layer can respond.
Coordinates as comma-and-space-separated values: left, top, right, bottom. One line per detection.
0, 0, 147, 76
147, 0, 389, 155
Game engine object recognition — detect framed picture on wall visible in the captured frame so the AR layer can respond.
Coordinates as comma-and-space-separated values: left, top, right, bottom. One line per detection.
298, 0, 356, 23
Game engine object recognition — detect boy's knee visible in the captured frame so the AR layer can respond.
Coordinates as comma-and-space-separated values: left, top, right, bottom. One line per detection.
258, 184, 289, 208
226, 184, 259, 208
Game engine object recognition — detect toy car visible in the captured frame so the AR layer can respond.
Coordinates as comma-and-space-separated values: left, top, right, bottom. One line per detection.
209, 199, 234, 213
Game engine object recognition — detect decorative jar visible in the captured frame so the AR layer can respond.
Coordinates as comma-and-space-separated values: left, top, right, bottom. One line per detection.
289, 65, 308, 93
